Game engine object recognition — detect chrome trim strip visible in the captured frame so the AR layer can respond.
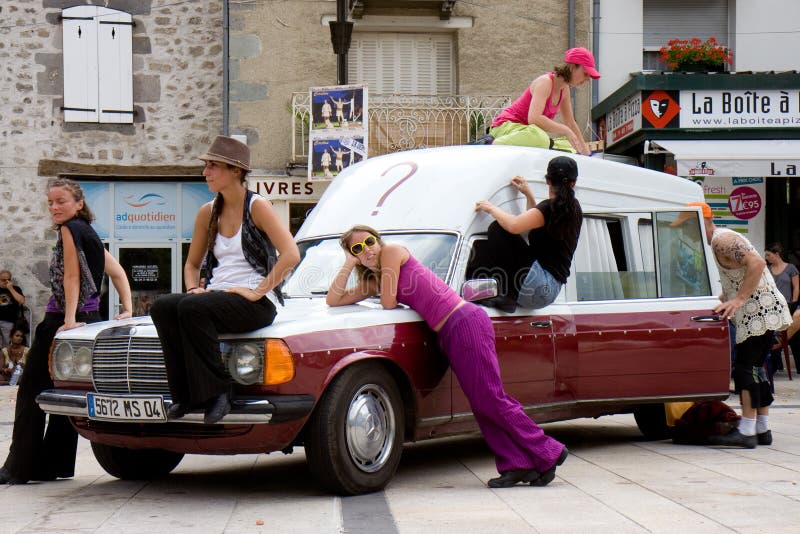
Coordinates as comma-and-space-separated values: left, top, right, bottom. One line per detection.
417, 392, 729, 427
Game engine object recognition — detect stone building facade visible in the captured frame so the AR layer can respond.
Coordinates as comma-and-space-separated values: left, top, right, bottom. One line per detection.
0, 0, 224, 325
227, 0, 593, 169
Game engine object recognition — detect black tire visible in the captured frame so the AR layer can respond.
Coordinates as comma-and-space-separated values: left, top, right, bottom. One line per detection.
304, 362, 405, 495
633, 403, 670, 440
91, 442, 184, 480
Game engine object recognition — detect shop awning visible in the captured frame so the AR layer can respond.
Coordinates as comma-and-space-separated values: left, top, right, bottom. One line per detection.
648, 139, 800, 177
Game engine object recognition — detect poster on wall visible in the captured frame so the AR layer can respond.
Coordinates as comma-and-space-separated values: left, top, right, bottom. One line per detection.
309, 136, 366, 179
309, 84, 368, 180
691, 175, 766, 254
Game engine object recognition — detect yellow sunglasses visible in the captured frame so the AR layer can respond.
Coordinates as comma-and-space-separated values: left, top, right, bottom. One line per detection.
349, 235, 378, 256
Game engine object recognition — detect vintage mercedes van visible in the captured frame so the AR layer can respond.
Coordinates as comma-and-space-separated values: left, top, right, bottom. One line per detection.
38, 145, 730, 495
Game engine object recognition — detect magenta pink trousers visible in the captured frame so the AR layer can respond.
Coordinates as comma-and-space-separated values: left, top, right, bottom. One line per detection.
437, 302, 565, 473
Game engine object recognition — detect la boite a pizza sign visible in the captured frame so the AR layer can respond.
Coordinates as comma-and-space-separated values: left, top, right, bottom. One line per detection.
604, 93, 642, 146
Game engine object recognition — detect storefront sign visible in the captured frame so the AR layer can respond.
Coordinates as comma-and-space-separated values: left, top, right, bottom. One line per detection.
605, 92, 642, 146
679, 89, 800, 129
249, 178, 329, 200
114, 183, 178, 239
678, 159, 798, 178
696, 176, 766, 253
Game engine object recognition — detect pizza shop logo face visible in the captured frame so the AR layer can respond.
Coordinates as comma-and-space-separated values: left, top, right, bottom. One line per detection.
642, 90, 680, 128
688, 161, 716, 176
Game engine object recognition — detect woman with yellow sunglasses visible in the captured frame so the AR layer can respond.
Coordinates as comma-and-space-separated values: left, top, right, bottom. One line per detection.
326, 224, 568, 488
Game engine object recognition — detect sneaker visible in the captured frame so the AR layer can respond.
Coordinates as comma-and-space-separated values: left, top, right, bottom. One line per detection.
708, 429, 757, 449
757, 430, 773, 446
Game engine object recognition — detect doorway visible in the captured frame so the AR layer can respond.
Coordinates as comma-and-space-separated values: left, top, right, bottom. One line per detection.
110, 244, 179, 317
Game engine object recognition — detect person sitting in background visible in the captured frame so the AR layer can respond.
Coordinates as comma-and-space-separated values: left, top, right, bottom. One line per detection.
1, 327, 28, 383
764, 243, 799, 374
0, 270, 25, 349
488, 48, 600, 155
765, 243, 799, 313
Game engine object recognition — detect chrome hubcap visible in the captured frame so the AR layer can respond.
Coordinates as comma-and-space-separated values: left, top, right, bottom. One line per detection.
345, 384, 396, 473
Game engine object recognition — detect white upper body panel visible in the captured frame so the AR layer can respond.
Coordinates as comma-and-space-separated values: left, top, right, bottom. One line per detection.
297, 145, 705, 240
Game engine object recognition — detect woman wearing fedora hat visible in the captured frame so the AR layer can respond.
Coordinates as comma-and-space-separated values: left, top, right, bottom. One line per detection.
150, 135, 300, 424
489, 47, 601, 155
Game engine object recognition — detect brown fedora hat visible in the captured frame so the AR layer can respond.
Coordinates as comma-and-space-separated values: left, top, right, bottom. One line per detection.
199, 135, 250, 171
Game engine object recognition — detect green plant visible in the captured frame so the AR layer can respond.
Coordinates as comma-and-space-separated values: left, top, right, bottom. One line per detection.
659, 37, 733, 70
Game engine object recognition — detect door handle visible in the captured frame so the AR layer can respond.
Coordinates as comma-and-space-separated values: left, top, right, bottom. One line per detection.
530, 321, 552, 327
690, 315, 724, 322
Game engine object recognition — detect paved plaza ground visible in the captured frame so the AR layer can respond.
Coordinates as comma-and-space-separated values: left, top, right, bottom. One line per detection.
0, 373, 798, 533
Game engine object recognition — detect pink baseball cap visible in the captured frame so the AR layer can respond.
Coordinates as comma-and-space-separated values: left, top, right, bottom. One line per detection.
564, 47, 601, 79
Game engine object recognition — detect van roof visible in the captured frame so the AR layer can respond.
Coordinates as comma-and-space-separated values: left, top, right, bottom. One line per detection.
296, 145, 704, 239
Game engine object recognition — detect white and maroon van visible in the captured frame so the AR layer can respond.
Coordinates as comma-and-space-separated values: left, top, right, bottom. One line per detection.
39, 145, 730, 495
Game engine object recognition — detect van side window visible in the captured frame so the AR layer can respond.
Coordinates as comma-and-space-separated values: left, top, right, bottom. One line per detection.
655, 212, 712, 297
574, 216, 657, 301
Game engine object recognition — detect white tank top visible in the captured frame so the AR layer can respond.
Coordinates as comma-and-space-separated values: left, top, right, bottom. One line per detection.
206, 197, 277, 305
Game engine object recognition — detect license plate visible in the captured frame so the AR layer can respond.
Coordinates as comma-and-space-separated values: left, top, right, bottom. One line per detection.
87, 393, 167, 422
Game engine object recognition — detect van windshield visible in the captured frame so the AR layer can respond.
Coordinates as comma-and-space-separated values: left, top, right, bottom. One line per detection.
283, 233, 458, 298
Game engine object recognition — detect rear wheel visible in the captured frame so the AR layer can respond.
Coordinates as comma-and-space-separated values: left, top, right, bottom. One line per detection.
304, 362, 404, 495
633, 404, 670, 440
91, 442, 184, 479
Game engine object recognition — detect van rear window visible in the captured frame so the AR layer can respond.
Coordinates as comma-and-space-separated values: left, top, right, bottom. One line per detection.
574, 212, 711, 301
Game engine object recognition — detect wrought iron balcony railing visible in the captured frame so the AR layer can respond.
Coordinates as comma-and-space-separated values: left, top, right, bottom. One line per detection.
290, 92, 511, 163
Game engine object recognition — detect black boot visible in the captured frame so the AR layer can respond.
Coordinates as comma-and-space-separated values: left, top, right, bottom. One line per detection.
478, 295, 517, 314
203, 391, 231, 424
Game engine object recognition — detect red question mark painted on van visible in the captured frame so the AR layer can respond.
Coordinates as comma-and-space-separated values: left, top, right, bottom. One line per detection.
371, 161, 418, 216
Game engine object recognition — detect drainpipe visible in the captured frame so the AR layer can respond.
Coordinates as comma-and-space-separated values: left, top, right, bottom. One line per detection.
222, 0, 229, 135
592, 0, 600, 106
568, 0, 575, 111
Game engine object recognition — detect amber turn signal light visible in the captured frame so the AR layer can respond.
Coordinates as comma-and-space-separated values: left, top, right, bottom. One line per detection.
264, 339, 295, 385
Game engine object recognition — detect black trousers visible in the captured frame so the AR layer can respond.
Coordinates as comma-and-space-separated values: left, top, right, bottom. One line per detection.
3, 310, 99, 481
475, 221, 534, 300
733, 330, 775, 409
150, 291, 277, 406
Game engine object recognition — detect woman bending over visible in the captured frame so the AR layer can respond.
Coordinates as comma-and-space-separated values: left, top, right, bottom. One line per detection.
326, 225, 568, 488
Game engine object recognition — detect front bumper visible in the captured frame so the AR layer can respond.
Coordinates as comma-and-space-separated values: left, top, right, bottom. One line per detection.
36, 389, 315, 425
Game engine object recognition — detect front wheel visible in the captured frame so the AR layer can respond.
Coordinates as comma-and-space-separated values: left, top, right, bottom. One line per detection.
91, 442, 184, 480
304, 362, 405, 495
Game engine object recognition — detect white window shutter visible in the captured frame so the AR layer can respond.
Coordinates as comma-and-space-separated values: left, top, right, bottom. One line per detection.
62, 5, 133, 123
349, 33, 455, 95
62, 5, 99, 122
97, 10, 133, 123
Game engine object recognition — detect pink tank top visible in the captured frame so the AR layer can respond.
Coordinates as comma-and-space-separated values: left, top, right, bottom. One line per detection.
491, 72, 563, 127
396, 254, 463, 329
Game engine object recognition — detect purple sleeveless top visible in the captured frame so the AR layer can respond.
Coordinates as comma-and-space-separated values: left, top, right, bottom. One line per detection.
491, 72, 564, 127
396, 254, 463, 329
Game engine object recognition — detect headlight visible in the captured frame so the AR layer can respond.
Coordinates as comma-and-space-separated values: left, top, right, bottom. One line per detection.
51, 340, 94, 382
227, 342, 264, 385
222, 339, 295, 386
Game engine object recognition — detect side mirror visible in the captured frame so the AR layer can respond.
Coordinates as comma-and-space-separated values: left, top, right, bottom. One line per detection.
461, 278, 497, 302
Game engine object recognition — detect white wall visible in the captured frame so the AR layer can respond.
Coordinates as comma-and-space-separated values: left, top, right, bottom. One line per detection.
597, 0, 643, 101
735, 0, 800, 71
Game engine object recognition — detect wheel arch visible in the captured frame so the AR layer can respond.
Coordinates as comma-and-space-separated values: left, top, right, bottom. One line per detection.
311, 352, 417, 442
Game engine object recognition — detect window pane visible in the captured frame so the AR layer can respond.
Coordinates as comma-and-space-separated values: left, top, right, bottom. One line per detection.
655, 212, 712, 297
574, 216, 657, 301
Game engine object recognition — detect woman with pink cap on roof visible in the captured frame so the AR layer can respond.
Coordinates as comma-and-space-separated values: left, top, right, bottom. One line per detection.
489, 47, 601, 155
